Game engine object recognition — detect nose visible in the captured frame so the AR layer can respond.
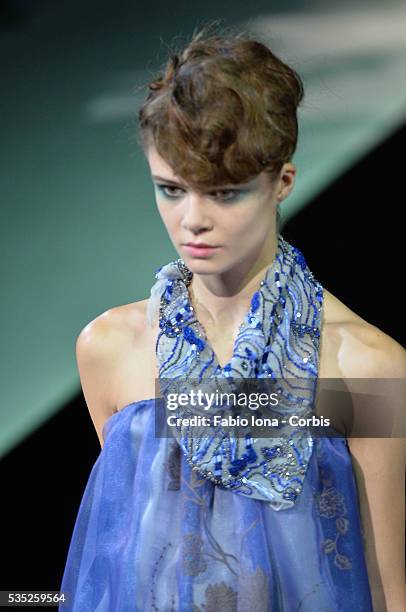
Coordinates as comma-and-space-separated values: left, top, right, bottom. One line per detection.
181, 194, 213, 234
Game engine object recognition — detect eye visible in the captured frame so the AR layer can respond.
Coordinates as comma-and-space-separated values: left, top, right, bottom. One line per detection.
211, 189, 240, 202
155, 184, 242, 202
156, 184, 185, 199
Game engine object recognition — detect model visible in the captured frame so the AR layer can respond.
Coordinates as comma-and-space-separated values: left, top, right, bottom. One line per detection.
60, 23, 406, 612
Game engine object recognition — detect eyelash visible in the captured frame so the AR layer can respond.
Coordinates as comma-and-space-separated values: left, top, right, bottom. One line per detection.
156, 184, 241, 202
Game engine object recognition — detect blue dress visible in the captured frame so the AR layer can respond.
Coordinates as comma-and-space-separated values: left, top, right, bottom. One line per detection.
60, 398, 373, 611
60, 236, 374, 611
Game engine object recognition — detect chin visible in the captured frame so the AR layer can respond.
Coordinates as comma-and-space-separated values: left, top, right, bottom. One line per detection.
180, 255, 216, 271
183, 258, 216, 271
189, 260, 237, 279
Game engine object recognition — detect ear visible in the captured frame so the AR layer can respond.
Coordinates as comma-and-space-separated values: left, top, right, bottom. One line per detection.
277, 162, 296, 200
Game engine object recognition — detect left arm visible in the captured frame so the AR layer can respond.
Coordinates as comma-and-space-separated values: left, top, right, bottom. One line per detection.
346, 330, 406, 611
349, 437, 405, 611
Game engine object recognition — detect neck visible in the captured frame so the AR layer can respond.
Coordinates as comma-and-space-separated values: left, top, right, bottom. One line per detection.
188, 232, 279, 328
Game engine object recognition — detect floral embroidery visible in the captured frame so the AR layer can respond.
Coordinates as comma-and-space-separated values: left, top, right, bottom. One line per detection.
235, 566, 271, 609
182, 533, 207, 576
193, 581, 238, 612
182, 468, 240, 577
316, 487, 346, 519
314, 442, 352, 570
193, 567, 273, 611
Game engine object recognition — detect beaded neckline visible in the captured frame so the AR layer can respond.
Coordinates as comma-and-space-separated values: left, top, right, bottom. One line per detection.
149, 234, 324, 510
155, 234, 322, 380
163, 236, 284, 375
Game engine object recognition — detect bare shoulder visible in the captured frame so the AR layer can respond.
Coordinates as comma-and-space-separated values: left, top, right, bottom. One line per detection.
87, 298, 150, 337
76, 298, 155, 447
320, 288, 406, 379
76, 299, 150, 371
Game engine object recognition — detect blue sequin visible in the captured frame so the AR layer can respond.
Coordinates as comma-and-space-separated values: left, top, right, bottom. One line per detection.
183, 325, 205, 351
251, 291, 260, 312
244, 347, 257, 361
293, 248, 307, 270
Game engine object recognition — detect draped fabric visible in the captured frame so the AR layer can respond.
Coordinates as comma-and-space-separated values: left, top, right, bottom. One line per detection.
60, 399, 373, 611
60, 235, 374, 610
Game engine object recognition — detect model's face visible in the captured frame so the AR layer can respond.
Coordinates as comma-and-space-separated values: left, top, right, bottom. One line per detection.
147, 145, 285, 274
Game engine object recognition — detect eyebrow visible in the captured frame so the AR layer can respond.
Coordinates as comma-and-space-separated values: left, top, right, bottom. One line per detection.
151, 174, 252, 190
151, 175, 188, 187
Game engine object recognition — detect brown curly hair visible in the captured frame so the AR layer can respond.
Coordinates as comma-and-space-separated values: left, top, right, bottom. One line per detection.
137, 20, 304, 192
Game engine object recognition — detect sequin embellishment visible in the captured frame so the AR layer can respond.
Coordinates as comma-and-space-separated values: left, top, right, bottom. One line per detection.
148, 234, 324, 510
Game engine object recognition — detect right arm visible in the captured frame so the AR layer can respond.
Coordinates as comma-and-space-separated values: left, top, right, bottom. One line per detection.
75, 311, 123, 449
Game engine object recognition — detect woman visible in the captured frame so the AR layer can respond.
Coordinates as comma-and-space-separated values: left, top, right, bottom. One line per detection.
60, 24, 406, 611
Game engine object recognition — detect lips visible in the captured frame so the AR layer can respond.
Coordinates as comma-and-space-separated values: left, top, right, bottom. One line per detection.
183, 244, 219, 257
185, 243, 215, 248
